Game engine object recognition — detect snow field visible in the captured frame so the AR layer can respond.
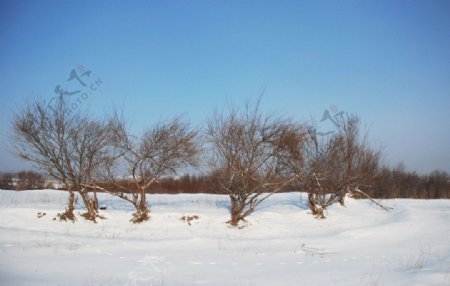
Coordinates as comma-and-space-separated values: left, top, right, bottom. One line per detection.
0, 189, 449, 285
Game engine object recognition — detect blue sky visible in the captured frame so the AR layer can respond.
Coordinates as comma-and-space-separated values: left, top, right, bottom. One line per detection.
0, 0, 449, 174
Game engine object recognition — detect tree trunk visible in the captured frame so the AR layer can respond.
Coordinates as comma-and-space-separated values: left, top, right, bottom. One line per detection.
79, 191, 98, 222
338, 193, 346, 206
130, 189, 150, 223
57, 191, 76, 222
65, 191, 76, 221
92, 191, 99, 211
68, 191, 75, 214
229, 196, 245, 226
308, 193, 325, 219
139, 189, 148, 212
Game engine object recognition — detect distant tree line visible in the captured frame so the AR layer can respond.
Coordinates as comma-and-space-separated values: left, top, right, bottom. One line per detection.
369, 165, 450, 199
2, 169, 448, 200
0, 171, 46, 190
92, 169, 450, 199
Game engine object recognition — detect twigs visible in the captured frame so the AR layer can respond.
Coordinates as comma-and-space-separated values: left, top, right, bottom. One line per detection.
353, 188, 393, 211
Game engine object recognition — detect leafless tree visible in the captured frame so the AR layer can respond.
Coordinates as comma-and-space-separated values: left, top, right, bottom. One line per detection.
285, 114, 384, 218
99, 115, 199, 223
12, 96, 114, 222
206, 101, 299, 226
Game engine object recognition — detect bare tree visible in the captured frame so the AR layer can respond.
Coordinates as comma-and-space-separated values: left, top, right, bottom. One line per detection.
286, 114, 383, 218
206, 101, 298, 226
12, 96, 114, 222
100, 116, 199, 223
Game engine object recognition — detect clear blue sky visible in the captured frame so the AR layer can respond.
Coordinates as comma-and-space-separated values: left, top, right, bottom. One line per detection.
0, 0, 449, 174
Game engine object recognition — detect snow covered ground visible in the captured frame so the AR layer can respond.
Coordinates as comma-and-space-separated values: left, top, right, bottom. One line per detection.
0, 189, 449, 286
